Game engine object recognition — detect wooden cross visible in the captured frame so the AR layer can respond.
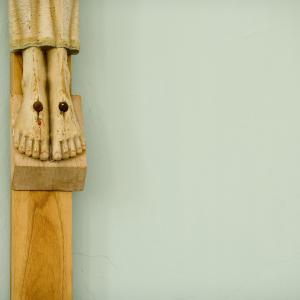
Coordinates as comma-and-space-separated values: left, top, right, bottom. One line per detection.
9, 1, 87, 298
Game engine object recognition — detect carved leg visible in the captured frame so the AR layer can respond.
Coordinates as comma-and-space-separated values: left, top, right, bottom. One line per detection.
47, 48, 86, 161
13, 47, 50, 161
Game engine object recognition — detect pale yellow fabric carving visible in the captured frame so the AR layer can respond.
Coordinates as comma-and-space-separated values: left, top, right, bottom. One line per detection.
9, 0, 80, 54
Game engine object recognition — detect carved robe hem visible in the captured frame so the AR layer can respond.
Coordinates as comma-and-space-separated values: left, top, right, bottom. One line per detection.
10, 38, 80, 55
9, 0, 80, 54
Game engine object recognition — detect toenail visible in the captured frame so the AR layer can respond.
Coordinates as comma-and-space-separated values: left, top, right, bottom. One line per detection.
59, 101, 69, 113
33, 101, 43, 113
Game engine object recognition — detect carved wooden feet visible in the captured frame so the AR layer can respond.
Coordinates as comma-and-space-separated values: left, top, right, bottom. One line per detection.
13, 47, 86, 161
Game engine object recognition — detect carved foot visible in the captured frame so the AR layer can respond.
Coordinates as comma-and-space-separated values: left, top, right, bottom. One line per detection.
13, 47, 50, 161
50, 93, 86, 161
48, 48, 86, 161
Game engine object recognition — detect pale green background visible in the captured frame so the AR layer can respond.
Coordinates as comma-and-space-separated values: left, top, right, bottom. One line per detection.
1, 1, 300, 299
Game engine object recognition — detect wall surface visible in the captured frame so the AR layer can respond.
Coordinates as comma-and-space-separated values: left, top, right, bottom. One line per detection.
2, 1, 300, 299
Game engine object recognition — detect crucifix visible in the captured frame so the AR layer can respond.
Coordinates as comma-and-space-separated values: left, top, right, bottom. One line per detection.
9, 0, 87, 298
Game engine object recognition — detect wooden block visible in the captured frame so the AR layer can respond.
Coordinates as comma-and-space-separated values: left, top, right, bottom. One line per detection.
11, 191, 72, 300
10, 52, 87, 191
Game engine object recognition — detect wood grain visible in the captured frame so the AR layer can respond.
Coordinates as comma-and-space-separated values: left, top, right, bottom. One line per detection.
10, 52, 22, 95
11, 191, 72, 299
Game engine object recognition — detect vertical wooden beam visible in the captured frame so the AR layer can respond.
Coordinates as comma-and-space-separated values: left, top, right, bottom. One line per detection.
11, 191, 72, 299
10, 52, 22, 96
10, 53, 73, 299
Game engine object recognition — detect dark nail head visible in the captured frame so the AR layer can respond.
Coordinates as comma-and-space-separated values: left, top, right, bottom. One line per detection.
59, 101, 69, 113
33, 101, 43, 113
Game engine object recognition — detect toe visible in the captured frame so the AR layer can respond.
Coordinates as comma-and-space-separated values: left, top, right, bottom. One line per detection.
68, 138, 76, 158
25, 138, 33, 157
14, 130, 20, 149
52, 141, 62, 161
18, 135, 26, 154
53, 151, 62, 161
74, 136, 82, 154
40, 140, 49, 161
80, 136, 86, 151
32, 139, 40, 159
62, 140, 69, 159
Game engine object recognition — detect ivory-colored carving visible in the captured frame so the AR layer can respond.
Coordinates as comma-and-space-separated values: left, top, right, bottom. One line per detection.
13, 47, 50, 160
48, 48, 85, 160
9, 0, 86, 161
9, 0, 79, 53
